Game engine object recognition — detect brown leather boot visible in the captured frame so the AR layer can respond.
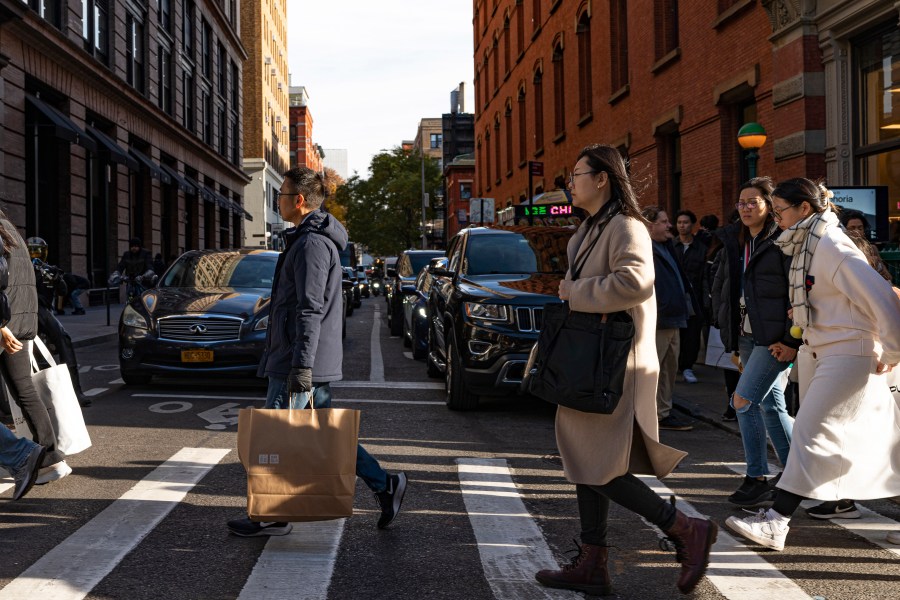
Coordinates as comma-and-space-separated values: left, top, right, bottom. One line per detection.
535, 542, 613, 596
664, 509, 718, 594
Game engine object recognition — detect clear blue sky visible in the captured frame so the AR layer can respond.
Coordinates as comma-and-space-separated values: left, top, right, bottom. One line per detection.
286, 2, 475, 179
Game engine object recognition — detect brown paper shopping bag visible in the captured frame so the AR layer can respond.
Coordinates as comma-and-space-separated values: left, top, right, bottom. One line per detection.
237, 403, 360, 522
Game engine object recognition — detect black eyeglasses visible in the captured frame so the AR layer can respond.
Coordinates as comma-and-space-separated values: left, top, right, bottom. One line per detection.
771, 204, 798, 220
568, 170, 598, 185
276, 192, 297, 197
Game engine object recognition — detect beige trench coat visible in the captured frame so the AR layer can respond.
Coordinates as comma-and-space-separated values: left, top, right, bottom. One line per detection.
555, 213, 687, 485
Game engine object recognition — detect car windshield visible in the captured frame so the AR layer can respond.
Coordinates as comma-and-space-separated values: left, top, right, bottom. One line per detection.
409, 252, 444, 274
464, 233, 569, 275
160, 253, 277, 289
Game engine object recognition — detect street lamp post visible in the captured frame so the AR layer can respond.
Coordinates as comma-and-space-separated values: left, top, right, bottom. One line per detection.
737, 122, 767, 179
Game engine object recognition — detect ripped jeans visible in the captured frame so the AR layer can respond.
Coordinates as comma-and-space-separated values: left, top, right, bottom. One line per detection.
732, 335, 793, 478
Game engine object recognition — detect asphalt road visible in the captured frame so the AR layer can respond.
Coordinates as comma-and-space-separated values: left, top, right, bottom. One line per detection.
2, 298, 899, 599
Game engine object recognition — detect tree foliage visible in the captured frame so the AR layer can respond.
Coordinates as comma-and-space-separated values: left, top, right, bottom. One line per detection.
322, 167, 347, 225
332, 147, 442, 256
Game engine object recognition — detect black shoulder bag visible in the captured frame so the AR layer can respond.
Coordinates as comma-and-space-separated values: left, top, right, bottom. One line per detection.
526, 215, 635, 414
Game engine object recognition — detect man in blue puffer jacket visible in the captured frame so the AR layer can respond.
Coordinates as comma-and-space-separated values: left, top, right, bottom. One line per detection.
227, 167, 407, 537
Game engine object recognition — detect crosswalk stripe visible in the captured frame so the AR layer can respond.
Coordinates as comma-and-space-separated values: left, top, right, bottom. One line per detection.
332, 381, 444, 390
131, 393, 443, 406
457, 458, 575, 599
370, 307, 385, 382
0, 447, 230, 600
237, 520, 345, 600
108, 378, 124, 385
636, 475, 812, 599
721, 462, 900, 558
82, 388, 107, 397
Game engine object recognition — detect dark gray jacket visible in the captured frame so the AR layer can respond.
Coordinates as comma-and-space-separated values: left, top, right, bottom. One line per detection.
258, 210, 347, 381
651, 240, 690, 330
0, 218, 37, 340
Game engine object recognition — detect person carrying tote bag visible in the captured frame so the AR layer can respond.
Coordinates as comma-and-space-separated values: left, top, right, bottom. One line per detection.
533, 145, 716, 597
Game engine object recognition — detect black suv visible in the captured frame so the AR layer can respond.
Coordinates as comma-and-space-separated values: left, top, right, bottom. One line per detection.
387, 250, 445, 336
427, 226, 574, 410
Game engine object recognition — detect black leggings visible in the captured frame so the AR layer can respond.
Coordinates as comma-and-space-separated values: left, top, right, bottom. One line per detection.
577, 474, 677, 546
772, 489, 805, 518
0, 339, 64, 467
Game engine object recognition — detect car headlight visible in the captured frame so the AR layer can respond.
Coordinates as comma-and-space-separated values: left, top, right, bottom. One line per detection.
254, 315, 269, 331
464, 302, 508, 321
122, 304, 148, 329
416, 306, 427, 318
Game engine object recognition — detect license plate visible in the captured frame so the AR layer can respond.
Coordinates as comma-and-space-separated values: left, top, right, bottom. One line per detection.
181, 349, 213, 363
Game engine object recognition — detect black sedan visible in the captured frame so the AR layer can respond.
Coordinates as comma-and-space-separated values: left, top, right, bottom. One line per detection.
118, 249, 279, 385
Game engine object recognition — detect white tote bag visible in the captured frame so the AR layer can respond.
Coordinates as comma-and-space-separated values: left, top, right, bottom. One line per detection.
8, 337, 91, 455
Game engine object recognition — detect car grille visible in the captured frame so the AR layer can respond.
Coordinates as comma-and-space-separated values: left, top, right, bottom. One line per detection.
157, 316, 243, 342
515, 307, 543, 333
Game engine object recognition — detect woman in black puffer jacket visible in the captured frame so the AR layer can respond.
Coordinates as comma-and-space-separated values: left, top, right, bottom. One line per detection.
711, 177, 798, 507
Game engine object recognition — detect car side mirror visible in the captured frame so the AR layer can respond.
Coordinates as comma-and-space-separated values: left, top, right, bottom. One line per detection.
431, 267, 453, 277
386, 268, 397, 278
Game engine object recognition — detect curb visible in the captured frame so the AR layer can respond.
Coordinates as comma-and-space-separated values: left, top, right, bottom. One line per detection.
72, 332, 118, 349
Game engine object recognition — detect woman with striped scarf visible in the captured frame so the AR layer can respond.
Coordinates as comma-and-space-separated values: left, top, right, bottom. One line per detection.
726, 177, 900, 551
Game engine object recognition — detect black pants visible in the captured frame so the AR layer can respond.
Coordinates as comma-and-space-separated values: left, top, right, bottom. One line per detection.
0, 339, 65, 467
678, 315, 704, 372
773, 489, 805, 518
577, 474, 677, 546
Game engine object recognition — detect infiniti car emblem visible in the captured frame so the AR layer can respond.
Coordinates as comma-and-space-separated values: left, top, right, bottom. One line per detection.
189, 324, 208, 334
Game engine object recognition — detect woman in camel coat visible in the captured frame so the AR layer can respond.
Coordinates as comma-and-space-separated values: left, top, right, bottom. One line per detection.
535, 145, 717, 597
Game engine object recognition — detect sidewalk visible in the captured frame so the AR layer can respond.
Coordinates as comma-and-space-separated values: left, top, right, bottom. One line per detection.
54, 303, 122, 348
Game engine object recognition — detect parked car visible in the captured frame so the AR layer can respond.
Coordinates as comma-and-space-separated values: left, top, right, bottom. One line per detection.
341, 267, 355, 318
383, 256, 398, 306
427, 226, 574, 410
387, 250, 445, 336
402, 257, 447, 359
117, 249, 279, 385
343, 267, 362, 308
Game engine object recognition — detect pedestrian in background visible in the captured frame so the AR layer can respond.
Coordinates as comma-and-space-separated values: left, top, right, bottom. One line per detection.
727, 178, 900, 551
696, 214, 718, 248
711, 177, 796, 507
534, 145, 716, 597
643, 206, 694, 431
674, 209, 707, 384
227, 166, 407, 537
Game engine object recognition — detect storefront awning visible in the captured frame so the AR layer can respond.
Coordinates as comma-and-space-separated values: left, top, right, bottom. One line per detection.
25, 93, 97, 152
128, 147, 172, 185
85, 125, 138, 170
159, 163, 195, 194
182, 176, 202, 197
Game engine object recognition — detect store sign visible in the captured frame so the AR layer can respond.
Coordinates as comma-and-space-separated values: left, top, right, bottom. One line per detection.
829, 186, 888, 241
514, 203, 574, 218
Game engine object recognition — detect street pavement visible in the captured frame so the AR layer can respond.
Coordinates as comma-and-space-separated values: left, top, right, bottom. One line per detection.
2, 299, 899, 599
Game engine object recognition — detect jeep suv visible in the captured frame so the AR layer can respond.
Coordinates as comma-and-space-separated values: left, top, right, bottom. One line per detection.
387, 250, 445, 336
427, 226, 574, 410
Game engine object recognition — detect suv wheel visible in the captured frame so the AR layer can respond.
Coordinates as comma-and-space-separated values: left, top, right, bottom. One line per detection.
446, 338, 479, 410
426, 328, 442, 378
411, 324, 427, 360
402, 317, 411, 348
390, 302, 403, 337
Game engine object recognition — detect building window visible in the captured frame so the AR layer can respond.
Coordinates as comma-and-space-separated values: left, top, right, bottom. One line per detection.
126, 13, 145, 93
474, 72, 480, 110
654, 0, 679, 60
231, 118, 240, 165
503, 15, 511, 75
658, 132, 681, 214
516, 1, 524, 56
219, 108, 227, 156
204, 91, 213, 145
492, 36, 500, 92
517, 87, 526, 163
430, 133, 442, 149
24, 0, 61, 28
505, 103, 513, 175
158, 46, 172, 115
183, 71, 195, 132
532, 0, 541, 32
484, 131, 492, 191
231, 60, 239, 110
533, 68, 544, 151
201, 19, 212, 79
576, 12, 592, 118
494, 117, 501, 183
158, 0, 171, 33
610, 0, 628, 92
552, 42, 565, 137
218, 43, 228, 99
183, 0, 195, 60
82, 0, 109, 63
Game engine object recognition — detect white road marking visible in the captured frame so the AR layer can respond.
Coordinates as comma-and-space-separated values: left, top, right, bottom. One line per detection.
456, 458, 575, 599
722, 462, 900, 558
197, 402, 243, 430
237, 519, 346, 600
108, 378, 124, 385
92, 365, 119, 371
0, 447, 230, 600
636, 475, 811, 599
147, 401, 194, 413
333, 398, 443, 406
403, 351, 413, 360
82, 388, 107, 397
134, 393, 442, 407
370, 307, 385, 382
331, 381, 444, 390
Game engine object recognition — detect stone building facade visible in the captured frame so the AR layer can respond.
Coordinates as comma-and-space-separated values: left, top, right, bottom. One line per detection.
289, 86, 323, 173
0, 0, 250, 286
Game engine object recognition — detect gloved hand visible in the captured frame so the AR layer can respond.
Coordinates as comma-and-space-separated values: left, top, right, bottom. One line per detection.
286, 367, 313, 396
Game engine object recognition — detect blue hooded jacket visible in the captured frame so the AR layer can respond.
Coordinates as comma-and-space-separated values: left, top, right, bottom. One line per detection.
258, 209, 348, 381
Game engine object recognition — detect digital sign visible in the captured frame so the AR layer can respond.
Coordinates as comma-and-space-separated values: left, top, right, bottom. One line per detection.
828, 186, 888, 241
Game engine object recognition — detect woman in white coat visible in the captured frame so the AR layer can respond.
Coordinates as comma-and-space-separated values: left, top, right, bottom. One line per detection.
726, 178, 900, 551
534, 145, 717, 596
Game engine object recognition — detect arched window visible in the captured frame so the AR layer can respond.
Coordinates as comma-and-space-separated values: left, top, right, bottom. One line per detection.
533, 67, 544, 151
576, 11, 592, 118
517, 86, 527, 163
515, 1, 524, 56
494, 115, 502, 183
610, 0, 628, 92
505, 101, 513, 175
484, 129, 492, 191
492, 34, 500, 92
503, 14, 511, 75
552, 41, 565, 136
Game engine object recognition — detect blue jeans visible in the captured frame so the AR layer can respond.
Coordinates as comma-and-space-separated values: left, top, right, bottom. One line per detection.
265, 377, 388, 493
732, 336, 793, 477
0, 423, 39, 477
69, 288, 86, 311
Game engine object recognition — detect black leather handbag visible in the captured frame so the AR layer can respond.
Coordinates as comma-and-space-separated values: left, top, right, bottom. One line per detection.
526, 213, 635, 414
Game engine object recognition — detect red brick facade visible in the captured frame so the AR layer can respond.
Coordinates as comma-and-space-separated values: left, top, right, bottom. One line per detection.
472, 0, 827, 221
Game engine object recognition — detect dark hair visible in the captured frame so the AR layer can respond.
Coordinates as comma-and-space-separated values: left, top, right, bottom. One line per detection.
282, 166, 327, 209
847, 229, 892, 283
675, 209, 697, 224
840, 209, 869, 230
641, 205, 666, 223
772, 177, 837, 214
553, 175, 567, 189
576, 144, 648, 223
129, 237, 142, 247
700, 214, 719, 230
737, 176, 775, 246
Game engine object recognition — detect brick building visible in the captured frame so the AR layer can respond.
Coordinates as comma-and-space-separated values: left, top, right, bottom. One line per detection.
241, 0, 289, 248
289, 86, 323, 173
472, 0, 900, 235
0, 0, 250, 286
444, 153, 475, 239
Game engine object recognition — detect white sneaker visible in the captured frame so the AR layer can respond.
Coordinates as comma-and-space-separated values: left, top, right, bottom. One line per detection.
726, 509, 789, 551
682, 369, 698, 384
35, 461, 72, 485
887, 531, 900, 544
